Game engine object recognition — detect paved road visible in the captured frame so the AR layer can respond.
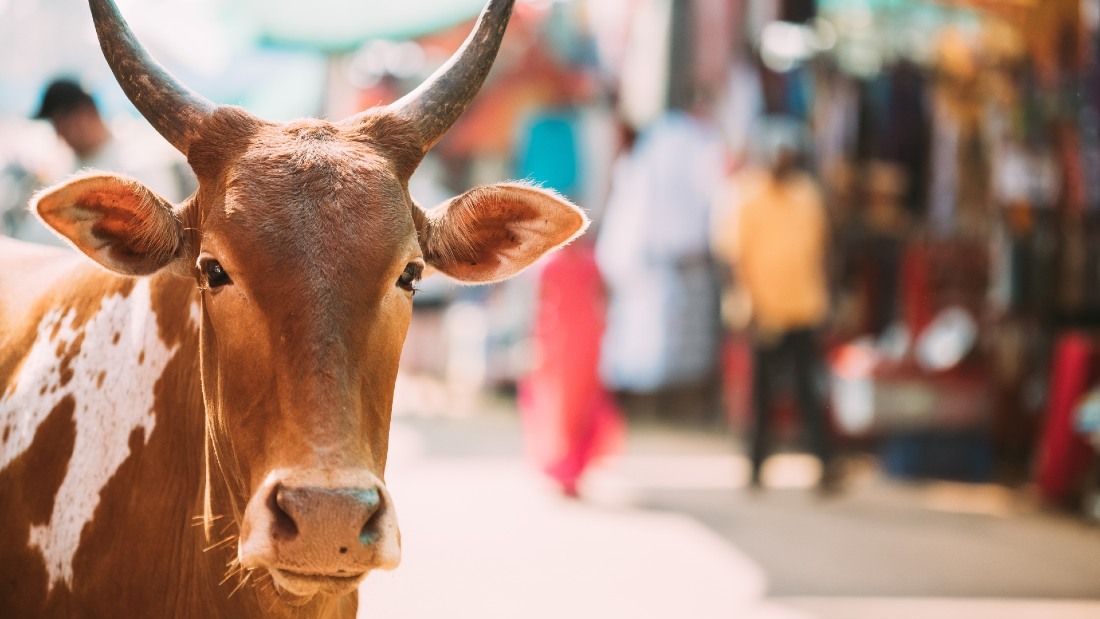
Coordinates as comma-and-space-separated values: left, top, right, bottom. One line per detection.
357, 409, 1100, 618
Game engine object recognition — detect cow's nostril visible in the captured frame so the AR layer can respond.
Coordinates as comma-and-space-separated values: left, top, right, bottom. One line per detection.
351, 487, 382, 546
355, 488, 381, 546
358, 525, 374, 545
270, 485, 299, 541
359, 501, 382, 546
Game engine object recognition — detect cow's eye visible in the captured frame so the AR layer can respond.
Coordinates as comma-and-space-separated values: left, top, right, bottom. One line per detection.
397, 262, 423, 294
199, 258, 232, 289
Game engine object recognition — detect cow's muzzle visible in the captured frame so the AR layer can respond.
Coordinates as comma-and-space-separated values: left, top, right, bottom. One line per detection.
238, 469, 401, 597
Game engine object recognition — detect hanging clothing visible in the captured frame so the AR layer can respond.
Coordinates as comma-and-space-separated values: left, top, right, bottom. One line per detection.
812, 72, 858, 177
519, 244, 623, 494
1037, 333, 1096, 503
928, 97, 961, 236
517, 109, 582, 200
882, 62, 932, 215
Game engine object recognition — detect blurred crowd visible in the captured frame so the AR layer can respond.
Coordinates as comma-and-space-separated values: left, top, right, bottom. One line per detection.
4, 0, 1100, 519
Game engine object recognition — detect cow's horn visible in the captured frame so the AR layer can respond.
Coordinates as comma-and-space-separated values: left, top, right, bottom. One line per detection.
385, 0, 515, 154
89, 0, 215, 156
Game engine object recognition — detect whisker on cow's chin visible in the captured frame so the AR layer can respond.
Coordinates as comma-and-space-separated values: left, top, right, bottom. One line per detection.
211, 531, 288, 606
220, 564, 243, 587
227, 570, 253, 598
253, 571, 273, 587
214, 539, 312, 607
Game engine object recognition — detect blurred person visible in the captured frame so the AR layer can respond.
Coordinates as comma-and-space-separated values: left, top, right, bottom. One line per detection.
14, 78, 193, 245
597, 111, 725, 411
33, 78, 191, 201
519, 238, 623, 497
515, 75, 623, 496
712, 118, 838, 493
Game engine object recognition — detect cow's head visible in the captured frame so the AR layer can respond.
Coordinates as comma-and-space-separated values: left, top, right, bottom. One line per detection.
31, 0, 585, 602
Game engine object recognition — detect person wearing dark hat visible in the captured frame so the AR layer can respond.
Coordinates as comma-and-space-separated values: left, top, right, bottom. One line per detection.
34, 79, 112, 161
9, 78, 191, 245
33, 77, 191, 199
2, 79, 115, 245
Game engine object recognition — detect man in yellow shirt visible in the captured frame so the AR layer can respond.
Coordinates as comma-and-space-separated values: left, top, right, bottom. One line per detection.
714, 124, 837, 492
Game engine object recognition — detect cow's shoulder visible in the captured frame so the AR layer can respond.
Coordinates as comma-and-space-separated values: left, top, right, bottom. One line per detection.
0, 243, 200, 600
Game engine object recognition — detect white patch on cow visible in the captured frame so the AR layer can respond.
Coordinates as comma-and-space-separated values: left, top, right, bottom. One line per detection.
0, 278, 188, 590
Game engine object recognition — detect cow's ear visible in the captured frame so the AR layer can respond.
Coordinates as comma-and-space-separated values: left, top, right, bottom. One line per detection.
416, 183, 588, 283
33, 172, 183, 275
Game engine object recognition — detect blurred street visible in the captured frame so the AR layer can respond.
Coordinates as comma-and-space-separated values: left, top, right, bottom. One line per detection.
358, 393, 1100, 619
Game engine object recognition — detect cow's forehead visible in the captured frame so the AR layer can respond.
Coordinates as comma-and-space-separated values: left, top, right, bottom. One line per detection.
209, 121, 415, 260
183, 126, 416, 321
227, 121, 402, 203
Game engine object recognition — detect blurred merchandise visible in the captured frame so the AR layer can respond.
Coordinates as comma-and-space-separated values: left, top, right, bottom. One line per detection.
831, 346, 991, 439
914, 307, 978, 372
831, 306, 990, 439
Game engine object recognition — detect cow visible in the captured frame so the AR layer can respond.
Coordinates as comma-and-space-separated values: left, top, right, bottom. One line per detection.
0, 0, 587, 616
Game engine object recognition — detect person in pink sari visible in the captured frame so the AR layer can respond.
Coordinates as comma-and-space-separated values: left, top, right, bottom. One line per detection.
520, 240, 624, 497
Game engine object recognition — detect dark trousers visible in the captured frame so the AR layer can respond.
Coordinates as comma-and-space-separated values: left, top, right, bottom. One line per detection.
749, 328, 832, 478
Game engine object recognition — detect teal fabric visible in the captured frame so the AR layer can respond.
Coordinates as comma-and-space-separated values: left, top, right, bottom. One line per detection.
517, 111, 581, 200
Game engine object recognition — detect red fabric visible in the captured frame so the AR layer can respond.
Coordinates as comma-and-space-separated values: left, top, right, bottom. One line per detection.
519, 244, 623, 492
901, 242, 934, 336
1036, 333, 1096, 502
721, 335, 753, 426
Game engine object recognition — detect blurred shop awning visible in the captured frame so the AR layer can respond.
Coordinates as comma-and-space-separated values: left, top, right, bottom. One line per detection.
819, 0, 1039, 24
245, 0, 488, 52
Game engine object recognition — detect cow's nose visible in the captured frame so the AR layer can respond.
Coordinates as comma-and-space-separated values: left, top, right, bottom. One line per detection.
270, 485, 382, 546
238, 469, 401, 584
